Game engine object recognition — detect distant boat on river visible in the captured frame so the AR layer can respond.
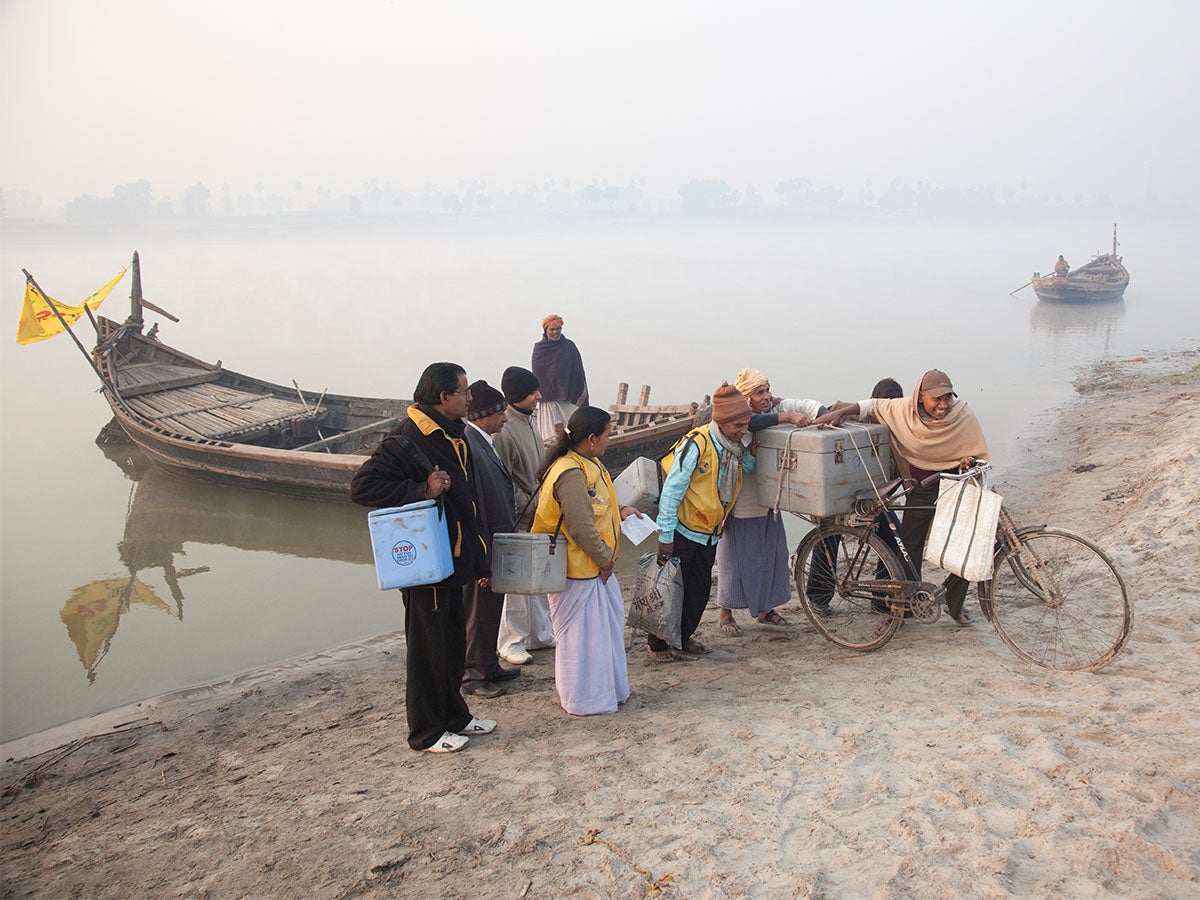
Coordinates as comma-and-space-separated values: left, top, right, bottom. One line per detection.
1030, 224, 1130, 304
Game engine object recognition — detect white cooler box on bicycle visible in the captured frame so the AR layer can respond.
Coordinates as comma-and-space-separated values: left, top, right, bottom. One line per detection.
755, 423, 894, 517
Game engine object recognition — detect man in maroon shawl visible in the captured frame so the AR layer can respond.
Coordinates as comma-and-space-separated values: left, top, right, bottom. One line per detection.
531, 314, 589, 445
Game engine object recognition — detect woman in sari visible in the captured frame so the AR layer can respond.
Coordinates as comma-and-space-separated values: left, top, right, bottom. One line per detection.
532, 406, 642, 714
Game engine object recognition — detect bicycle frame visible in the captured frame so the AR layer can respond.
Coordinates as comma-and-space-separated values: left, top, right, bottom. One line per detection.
791, 461, 994, 621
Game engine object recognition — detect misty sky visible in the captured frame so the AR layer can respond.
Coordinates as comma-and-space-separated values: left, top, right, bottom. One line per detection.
2, 0, 1197, 209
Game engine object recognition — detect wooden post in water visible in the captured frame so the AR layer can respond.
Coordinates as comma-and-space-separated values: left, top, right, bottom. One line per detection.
616, 383, 628, 405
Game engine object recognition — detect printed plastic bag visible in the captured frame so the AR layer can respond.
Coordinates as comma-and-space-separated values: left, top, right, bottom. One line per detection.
627, 552, 684, 649
925, 477, 1003, 581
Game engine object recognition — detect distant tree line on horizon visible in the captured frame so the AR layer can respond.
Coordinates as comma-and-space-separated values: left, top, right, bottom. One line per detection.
0, 175, 1186, 224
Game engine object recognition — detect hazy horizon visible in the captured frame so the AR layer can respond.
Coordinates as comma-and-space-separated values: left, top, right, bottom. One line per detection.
2, 0, 1198, 214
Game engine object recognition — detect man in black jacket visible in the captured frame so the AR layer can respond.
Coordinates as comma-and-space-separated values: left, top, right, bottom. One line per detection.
351, 362, 494, 753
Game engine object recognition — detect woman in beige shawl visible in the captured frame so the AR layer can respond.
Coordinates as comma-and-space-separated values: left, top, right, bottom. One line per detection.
817, 370, 989, 625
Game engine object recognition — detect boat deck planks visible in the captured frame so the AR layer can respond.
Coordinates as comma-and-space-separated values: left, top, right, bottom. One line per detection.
114, 360, 222, 397
123, 382, 319, 442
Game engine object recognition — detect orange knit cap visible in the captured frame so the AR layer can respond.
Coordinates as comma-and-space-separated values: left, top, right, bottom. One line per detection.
712, 382, 752, 424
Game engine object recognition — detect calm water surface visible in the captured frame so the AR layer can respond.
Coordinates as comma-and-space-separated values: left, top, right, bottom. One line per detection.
2, 217, 1197, 742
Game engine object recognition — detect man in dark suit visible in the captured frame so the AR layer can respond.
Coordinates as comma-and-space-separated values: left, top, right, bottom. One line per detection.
462, 380, 521, 698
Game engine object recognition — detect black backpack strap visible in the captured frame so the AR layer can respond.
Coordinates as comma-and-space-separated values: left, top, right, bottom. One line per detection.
388, 431, 435, 477
387, 431, 445, 519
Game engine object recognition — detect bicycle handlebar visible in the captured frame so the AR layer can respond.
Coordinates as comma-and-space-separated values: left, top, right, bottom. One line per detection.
917, 458, 992, 488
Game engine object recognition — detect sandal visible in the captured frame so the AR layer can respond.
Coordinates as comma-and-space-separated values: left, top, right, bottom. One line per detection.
719, 616, 743, 637
647, 647, 674, 663
683, 638, 711, 655
757, 610, 788, 627
949, 609, 973, 627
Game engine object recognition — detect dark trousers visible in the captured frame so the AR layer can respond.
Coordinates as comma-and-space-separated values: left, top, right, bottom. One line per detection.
806, 513, 902, 607
402, 585, 472, 751
899, 478, 970, 618
648, 533, 717, 651
461, 580, 506, 691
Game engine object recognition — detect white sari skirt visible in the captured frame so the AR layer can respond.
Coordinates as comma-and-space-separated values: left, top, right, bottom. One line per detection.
548, 575, 630, 715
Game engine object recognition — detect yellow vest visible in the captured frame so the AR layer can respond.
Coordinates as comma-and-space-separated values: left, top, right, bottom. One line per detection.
533, 451, 620, 578
661, 426, 742, 537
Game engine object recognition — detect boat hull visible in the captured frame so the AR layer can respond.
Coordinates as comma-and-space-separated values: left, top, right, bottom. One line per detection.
1031, 278, 1128, 303
105, 403, 367, 499
91, 313, 706, 498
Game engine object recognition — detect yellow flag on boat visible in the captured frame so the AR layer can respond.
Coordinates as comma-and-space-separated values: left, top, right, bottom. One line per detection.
15, 267, 127, 345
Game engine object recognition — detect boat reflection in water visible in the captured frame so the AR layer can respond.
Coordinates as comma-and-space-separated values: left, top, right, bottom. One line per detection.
68, 437, 372, 683
1029, 299, 1127, 337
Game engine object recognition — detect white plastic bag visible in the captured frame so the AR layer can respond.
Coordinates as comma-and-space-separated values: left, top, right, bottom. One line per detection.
627, 552, 684, 649
925, 478, 1003, 581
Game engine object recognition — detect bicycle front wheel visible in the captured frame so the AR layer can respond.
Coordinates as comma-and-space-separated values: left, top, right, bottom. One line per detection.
981, 527, 1132, 672
793, 525, 904, 652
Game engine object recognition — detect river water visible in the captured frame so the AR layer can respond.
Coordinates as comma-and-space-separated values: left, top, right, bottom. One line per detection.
2, 215, 1196, 742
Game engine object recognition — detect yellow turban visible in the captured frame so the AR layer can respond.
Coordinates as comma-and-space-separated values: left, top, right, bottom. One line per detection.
542, 314, 564, 331
734, 367, 769, 398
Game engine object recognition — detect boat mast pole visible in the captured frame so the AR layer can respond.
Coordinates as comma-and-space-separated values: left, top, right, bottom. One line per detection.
130, 250, 144, 331
21, 269, 109, 384
123, 251, 179, 325
1112, 223, 1118, 256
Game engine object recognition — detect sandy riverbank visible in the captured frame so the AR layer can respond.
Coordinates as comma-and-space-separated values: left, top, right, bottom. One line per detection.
3, 352, 1198, 898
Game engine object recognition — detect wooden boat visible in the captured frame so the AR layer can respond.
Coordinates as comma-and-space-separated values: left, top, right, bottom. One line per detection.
88, 253, 708, 497
603, 383, 711, 473
1031, 224, 1129, 304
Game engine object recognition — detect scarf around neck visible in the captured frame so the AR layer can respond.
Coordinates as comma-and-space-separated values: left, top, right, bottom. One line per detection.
870, 388, 989, 474
709, 422, 745, 503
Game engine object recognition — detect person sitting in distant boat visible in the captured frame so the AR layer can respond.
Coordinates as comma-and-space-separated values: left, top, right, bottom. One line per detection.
531, 314, 589, 447
1054, 255, 1070, 277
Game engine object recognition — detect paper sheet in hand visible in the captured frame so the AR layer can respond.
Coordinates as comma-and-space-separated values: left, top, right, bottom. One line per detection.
621, 513, 661, 545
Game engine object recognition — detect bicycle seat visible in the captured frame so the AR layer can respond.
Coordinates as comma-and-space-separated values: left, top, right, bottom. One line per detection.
854, 478, 903, 502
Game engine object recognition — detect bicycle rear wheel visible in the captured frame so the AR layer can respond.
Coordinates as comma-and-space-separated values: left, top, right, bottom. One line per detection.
793, 525, 904, 651
981, 526, 1132, 672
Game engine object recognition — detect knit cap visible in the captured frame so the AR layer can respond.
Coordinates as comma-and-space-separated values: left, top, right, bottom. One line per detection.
711, 382, 752, 424
501, 366, 540, 405
467, 380, 507, 420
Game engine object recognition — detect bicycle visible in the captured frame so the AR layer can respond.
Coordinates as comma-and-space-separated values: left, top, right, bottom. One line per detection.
790, 460, 1133, 672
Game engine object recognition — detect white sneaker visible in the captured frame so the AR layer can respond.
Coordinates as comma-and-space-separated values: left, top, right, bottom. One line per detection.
423, 731, 469, 753
501, 649, 532, 665
458, 718, 497, 735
